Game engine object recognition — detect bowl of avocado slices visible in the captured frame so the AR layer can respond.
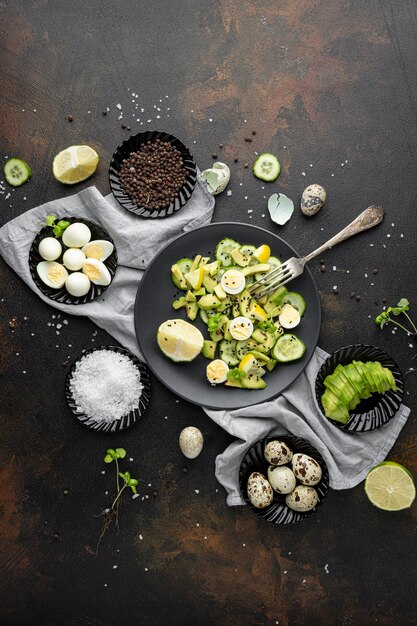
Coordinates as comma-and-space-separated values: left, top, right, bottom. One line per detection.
315, 344, 404, 432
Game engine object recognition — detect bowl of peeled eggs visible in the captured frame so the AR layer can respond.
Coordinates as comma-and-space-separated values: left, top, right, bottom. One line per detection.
29, 216, 117, 304
239, 434, 329, 523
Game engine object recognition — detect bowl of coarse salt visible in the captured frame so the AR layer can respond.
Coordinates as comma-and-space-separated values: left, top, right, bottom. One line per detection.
65, 346, 151, 432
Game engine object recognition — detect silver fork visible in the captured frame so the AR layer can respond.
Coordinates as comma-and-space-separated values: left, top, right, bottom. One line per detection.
248, 205, 384, 300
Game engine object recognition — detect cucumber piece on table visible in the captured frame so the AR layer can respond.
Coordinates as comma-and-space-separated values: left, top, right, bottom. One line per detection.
272, 334, 306, 362
215, 238, 241, 267
3, 158, 32, 187
252, 153, 280, 182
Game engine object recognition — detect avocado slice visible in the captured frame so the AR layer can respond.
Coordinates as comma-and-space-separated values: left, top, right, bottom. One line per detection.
324, 375, 356, 411
344, 364, 371, 399
352, 360, 374, 398
321, 388, 350, 423
365, 361, 385, 394
332, 365, 361, 408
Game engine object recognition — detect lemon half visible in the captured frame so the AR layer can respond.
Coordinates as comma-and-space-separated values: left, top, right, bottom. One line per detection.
157, 319, 204, 362
53, 145, 99, 184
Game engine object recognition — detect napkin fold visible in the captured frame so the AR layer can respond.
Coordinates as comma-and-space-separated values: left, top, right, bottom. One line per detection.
0, 185, 410, 500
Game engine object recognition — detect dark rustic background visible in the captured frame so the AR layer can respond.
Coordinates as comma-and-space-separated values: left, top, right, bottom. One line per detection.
1, 1, 417, 625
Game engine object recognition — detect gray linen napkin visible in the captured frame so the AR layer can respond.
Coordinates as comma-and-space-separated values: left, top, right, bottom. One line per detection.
0, 185, 410, 499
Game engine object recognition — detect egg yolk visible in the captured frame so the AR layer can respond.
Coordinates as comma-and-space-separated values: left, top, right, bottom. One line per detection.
85, 244, 103, 260
83, 262, 101, 281
47, 264, 67, 284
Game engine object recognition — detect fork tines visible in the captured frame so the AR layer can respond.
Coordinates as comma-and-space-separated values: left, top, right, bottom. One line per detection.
248, 262, 294, 299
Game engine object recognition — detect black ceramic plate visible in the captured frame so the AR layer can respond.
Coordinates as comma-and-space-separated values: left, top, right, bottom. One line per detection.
239, 435, 329, 524
29, 216, 117, 305
108, 130, 197, 219
134, 222, 321, 410
315, 344, 404, 432
65, 346, 151, 432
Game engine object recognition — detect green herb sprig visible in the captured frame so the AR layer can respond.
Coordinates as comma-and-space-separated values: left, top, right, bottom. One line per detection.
45, 215, 71, 238
375, 298, 417, 336
207, 312, 224, 332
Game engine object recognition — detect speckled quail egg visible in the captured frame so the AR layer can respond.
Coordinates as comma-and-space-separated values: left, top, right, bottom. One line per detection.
82, 258, 111, 286
300, 184, 326, 217
36, 261, 68, 289
179, 427, 204, 459
264, 440, 293, 466
206, 359, 229, 384
285, 485, 318, 512
82, 239, 114, 262
38, 237, 62, 261
292, 453, 323, 486
247, 472, 274, 509
63, 248, 86, 271
267, 465, 296, 495
65, 272, 91, 297
221, 269, 246, 295
62, 222, 91, 248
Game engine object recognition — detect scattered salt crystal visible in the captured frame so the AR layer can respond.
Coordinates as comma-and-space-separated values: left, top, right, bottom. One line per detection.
208, 118, 213, 122
132, 493, 140, 499
302, 579, 306, 583
301, 172, 306, 176
56, 323, 62, 329
400, 234, 404, 238
116, 103, 121, 110
364, 274, 368, 278
139, 534, 143, 540
284, 570, 288, 574
324, 564, 329, 574
226, 190, 232, 197
247, 209, 253, 213
112, 565, 118, 569
261, 214, 265, 217
331, 173, 334, 176
244, 196, 248, 200
204, 536, 207, 540
409, 344, 414, 348
387, 234, 391, 238
242, 543, 246, 547
391, 223, 395, 227
332, 266, 336, 271
63, 319, 68, 325
195, 489, 199, 494
144, 568, 148, 572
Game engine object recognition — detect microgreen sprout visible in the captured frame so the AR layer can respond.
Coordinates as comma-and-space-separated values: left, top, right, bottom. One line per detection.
95, 448, 139, 553
375, 298, 417, 337
227, 367, 244, 381
258, 320, 277, 334
207, 312, 224, 332
44, 215, 71, 238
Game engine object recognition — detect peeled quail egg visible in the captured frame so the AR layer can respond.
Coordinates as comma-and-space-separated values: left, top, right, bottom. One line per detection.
267, 465, 296, 494
279, 304, 301, 329
63, 248, 86, 271
37, 261, 68, 289
292, 453, 323, 486
62, 222, 91, 248
247, 472, 274, 509
285, 485, 318, 512
206, 359, 229, 384
65, 272, 91, 297
38, 237, 62, 261
82, 239, 114, 262
300, 184, 326, 217
179, 427, 204, 459
264, 440, 293, 466
221, 269, 246, 295
82, 258, 111, 286
229, 316, 254, 341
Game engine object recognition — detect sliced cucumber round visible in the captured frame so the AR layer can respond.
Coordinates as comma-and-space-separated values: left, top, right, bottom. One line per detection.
3, 158, 32, 187
176, 258, 193, 275
215, 238, 241, 268
281, 292, 306, 316
219, 339, 239, 367
272, 334, 306, 362
253, 153, 280, 182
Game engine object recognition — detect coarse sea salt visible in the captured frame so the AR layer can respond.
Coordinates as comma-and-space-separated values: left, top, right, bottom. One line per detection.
69, 350, 143, 422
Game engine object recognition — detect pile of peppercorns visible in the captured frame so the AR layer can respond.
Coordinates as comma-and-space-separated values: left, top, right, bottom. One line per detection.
119, 139, 188, 210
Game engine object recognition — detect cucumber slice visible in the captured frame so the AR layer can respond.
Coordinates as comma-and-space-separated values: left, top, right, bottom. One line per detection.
215, 238, 241, 267
219, 339, 239, 367
3, 158, 32, 187
272, 334, 306, 362
236, 339, 260, 360
252, 153, 280, 182
255, 256, 281, 281
281, 292, 306, 316
176, 258, 193, 275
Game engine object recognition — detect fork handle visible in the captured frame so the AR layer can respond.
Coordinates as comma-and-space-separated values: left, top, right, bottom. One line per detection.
302, 205, 384, 264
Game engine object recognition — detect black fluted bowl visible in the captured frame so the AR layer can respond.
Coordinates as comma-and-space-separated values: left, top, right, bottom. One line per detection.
29, 216, 117, 305
109, 130, 197, 218
315, 344, 404, 433
65, 346, 151, 432
239, 435, 329, 524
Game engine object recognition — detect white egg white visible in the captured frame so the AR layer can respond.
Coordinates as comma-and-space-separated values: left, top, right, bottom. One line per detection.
82, 240, 114, 262
279, 304, 301, 329
220, 269, 246, 295
65, 272, 91, 297
63, 248, 86, 271
82, 258, 111, 286
38, 237, 62, 261
62, 223, 91, 248
206, 359, 229, 384
37, 261, 68, 289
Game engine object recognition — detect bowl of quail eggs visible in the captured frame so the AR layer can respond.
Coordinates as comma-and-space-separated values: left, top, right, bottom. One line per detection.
29, 216, 117, 304
239, 435, 329, 523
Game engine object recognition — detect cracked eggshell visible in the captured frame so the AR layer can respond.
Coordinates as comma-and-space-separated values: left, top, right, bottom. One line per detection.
247, 472, 274, 509
267, 465, 296, 494
201, 162, 230, 195
264, 440, 293, 466
179, 427, 204, 459
300, 184, 326, 216
292, 453, 323, 486
285, 485, 318, 512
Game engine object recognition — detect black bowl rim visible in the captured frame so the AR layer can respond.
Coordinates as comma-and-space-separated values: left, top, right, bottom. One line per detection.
239, 434, 329, 524
315, 343, 404, 433
108, 130, 197, 219
65, 345, 151, 432
29, 216, 118, 305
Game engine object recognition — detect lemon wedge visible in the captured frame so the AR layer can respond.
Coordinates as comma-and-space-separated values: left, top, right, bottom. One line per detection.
53, 145, 99, 184
253, 244, 271, 263
249, 302, 269, 322
157, 319, 204, 362
184, 267, 205, 290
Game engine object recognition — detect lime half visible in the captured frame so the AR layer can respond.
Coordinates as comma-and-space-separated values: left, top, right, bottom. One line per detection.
365, 461, 416, 511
